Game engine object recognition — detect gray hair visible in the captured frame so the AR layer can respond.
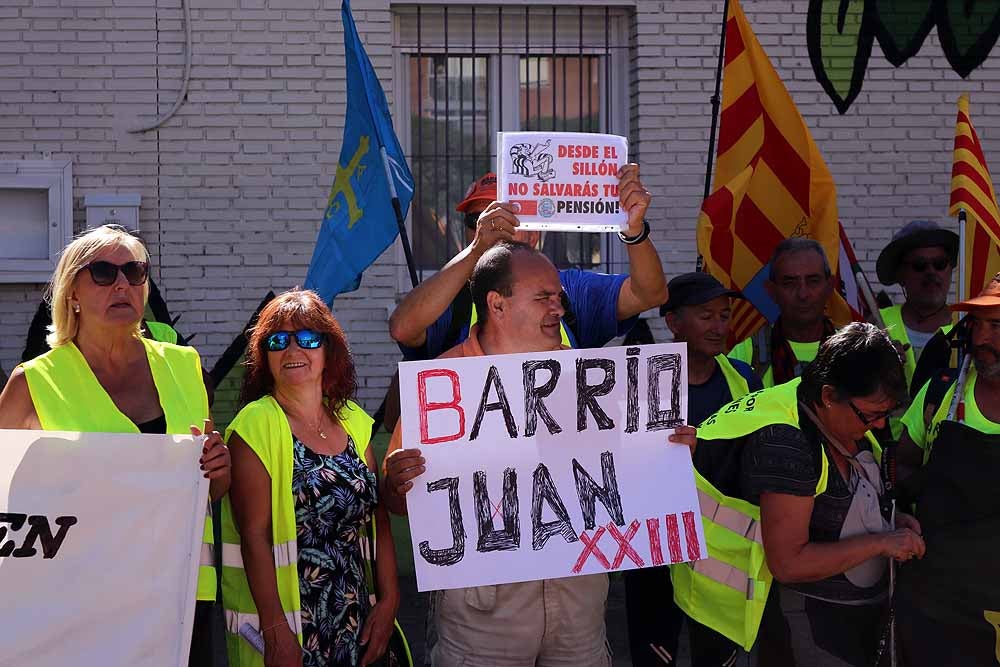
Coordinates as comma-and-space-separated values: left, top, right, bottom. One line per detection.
768, 237, 831, 281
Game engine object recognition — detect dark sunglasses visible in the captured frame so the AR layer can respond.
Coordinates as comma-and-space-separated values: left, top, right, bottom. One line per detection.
847, 399, 896, 427
464, 212, 482, 230
83, 260, 149, 286
265, 329, 325, 352
907, 257, 950, 273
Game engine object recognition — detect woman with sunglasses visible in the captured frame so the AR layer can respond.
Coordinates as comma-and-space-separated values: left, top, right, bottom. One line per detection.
221, 289, 399, 667
0, 224, 230, 667
688, 323, 926, 666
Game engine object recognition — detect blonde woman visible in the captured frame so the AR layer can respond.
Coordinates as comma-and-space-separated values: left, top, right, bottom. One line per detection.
0, 224, 230, 667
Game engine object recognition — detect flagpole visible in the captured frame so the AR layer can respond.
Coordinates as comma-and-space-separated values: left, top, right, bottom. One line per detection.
697, 0, 731, 271
381, 146, 420, 288
958, 209, 968, 302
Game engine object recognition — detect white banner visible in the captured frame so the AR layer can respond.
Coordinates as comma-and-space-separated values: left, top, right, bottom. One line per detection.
497, 131, 629, 232
0, 430, 209, 667
399, 344, 705, 592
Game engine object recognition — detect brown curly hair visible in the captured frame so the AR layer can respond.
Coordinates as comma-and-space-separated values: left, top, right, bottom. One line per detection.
240, 289, 357, 415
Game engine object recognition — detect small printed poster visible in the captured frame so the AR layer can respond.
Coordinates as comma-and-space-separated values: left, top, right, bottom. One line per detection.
497, 131, 629, 232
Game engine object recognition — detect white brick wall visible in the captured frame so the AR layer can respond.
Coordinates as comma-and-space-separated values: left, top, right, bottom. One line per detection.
2, 0, 999, 417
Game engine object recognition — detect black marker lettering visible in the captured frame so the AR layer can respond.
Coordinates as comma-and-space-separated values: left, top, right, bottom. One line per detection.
625, 347, 640, 433
473, 468, 520, 553
646, 353, 682, 431
418, 478, 466, 566
523, 359, 563, 437
470, 365, 518, 440
576, 358, 616, 431
531, 463, 578, 550
573, 451, 625, 529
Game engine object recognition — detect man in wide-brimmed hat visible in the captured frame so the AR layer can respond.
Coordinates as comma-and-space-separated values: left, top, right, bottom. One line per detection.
877, 220, 960, 392
894, 272, 1000, 666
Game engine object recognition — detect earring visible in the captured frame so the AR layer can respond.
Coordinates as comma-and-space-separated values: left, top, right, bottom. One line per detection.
72, 304, 80, 314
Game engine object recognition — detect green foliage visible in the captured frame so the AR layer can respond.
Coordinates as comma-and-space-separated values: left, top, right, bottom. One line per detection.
807, 0, 1000, 113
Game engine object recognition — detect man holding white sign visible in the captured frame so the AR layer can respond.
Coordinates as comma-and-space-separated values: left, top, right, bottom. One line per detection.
388, 136, 667, 368
384, 241, 700, 667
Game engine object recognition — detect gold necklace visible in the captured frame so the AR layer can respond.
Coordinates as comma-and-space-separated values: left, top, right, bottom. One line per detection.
310, 413, 328, 440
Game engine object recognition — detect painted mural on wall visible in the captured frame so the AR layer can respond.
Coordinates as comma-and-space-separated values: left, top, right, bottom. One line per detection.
808, 0, 1000, 113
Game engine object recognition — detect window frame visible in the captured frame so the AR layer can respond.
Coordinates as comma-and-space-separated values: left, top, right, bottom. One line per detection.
0, 160, 74, 283
391, 4, 632, 293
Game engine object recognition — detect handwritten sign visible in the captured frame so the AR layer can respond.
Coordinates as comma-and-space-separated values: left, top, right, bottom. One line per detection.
497, 131, 629, 232
398, 344, 705, 592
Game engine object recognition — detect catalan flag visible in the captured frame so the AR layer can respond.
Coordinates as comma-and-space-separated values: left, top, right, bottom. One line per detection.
697, 0, 853, 345
949, 93, 1000, 299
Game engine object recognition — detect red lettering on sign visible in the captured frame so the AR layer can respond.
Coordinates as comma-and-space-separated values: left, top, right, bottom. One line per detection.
416, 369, 465, 444
572, 527, 610, 573
608, 520, 644, 569
665, 513, 683, 564
646, 517, 664, 566
682, 511, 701, 560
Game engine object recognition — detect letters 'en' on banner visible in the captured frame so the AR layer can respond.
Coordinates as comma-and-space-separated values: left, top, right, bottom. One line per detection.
0, 429, 208, 667
497, 131, 629, 232
397, 343, 706, 592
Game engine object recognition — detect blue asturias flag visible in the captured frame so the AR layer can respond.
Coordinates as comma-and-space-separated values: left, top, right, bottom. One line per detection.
304, 0, 414, 304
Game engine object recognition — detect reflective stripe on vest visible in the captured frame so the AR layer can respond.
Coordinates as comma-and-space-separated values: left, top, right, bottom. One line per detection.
221, 540, 298, 570
21, 338, 216, 601
470, 303, 573, 348
675, 379, 832, 650
220, 395, 374, 666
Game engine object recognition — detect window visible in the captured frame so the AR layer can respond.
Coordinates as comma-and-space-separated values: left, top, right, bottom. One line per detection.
393, 5, 631, 277
0, 160, 73, 283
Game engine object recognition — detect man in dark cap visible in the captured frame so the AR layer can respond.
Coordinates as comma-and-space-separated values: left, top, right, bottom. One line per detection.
877, 220, 960, 392
624, 271, 762, 667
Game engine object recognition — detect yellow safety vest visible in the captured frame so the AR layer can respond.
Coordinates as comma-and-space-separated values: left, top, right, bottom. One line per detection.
220, 396, 378, 666
21, 338, 216, 600
146, 320, 180, 345
715, 354, 750, 405
470, 303, 573, 348
672, 379, 833, 651
880, 305, 955, 389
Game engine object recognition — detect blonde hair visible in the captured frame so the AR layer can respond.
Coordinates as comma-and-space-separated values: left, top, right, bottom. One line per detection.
46, 225, 150, 348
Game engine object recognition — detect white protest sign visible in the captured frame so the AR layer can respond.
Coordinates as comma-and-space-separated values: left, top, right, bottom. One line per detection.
398, 343, 705, 592
0, 430, 208, 667
497, 131, 629, 232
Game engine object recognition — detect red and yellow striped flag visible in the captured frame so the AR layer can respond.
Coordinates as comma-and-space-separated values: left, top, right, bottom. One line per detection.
949, 93, 1000, 298
697, 0, 852, 345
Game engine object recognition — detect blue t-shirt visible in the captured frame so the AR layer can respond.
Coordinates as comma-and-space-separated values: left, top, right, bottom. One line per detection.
689, 357, 762, 427
399, 268, 636, 360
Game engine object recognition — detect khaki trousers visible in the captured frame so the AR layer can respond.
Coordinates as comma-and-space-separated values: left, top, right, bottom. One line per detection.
431, 574, 612, 667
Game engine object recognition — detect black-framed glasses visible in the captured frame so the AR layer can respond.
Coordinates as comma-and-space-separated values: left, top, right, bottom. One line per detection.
847, 399, 896, 427
265, 329, 325, 352
82, 260, 149, 286
907, 257, 950, 273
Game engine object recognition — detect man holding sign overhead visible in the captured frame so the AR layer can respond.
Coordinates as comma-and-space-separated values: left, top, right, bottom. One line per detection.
383, 241, 697, 667
388, 132, 667, 367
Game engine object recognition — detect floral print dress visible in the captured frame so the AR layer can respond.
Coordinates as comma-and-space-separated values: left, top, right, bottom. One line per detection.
292, 435, 378, 667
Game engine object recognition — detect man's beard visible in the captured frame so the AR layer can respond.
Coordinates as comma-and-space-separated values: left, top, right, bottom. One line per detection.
973, 345, 1000, 380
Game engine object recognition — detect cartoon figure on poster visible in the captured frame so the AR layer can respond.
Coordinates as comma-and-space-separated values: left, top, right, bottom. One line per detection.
509, 139, 556, 182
